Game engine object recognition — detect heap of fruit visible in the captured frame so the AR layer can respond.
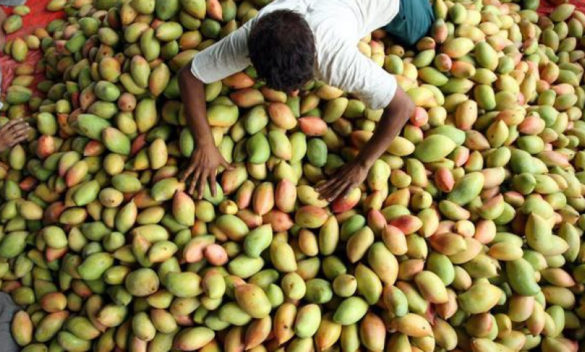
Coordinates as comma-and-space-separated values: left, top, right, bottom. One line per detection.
2, 0, 585, 351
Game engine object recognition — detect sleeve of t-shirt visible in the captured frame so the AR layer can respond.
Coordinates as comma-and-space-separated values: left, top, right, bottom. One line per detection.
321, 44, 397, 110
190, 22, 253, 83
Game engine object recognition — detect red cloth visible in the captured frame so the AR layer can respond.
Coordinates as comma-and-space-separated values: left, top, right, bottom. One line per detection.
0, 0, 65, 93
537, 0, 585, 14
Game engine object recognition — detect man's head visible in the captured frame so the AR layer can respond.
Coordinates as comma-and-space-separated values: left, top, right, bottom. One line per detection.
248, 10, 315, 93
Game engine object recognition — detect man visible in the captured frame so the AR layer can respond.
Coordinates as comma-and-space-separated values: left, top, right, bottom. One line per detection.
179, 0, 434, 201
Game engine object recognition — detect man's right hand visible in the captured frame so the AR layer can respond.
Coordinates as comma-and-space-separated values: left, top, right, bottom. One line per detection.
181, 143, 233, 199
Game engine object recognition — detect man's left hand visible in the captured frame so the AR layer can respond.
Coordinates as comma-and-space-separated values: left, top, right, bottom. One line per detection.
316, 158, 369, 202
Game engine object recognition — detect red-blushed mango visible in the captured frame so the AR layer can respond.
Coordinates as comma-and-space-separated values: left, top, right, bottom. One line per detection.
204, 243, 229, 266
11, 311, 33, 346
430, 232, 468, 256
359, 312, 385, 351
275, 179, 297, 213
245, 316, 272, 350
455, 100, 478, 130
252, 182, 274, 216
434, 53, 452, 72
389, 215, 422, 235
231, 88, 264, 108
274, 303, 296, 344
99, 57, 121, 83
174, 327, 215, 351
382, 225, 408, 256
414, 270, 449, 304
183, 235, 215, 263
442, 37, 474, 58
268, 102, 297, 130
299, 116, 328, 136
223, 72, 255, 89
221, 165, 248, 195
295, 205, 329, 228
331, 187, 361, 214
435, 167, 455, 192
235, 283, 272, 319
315, 316, 342, 351
102, 127, 131, 155
173, 190, 195, 226
451, 60, 476, 78
149, 63, 171, 96
394, 313, 433, 338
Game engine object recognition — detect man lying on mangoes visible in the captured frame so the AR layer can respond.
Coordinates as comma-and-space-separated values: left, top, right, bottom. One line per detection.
178, 0, 434, 202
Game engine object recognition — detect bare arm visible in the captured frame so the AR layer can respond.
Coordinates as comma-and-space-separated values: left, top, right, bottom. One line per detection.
317, 87, 414, 201
179, 66, 214, 148
355, 87, 414, 168
178, 66, 231, 198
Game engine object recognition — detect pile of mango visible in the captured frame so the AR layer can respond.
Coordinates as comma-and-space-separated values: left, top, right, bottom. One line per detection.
2, 0, 585, 350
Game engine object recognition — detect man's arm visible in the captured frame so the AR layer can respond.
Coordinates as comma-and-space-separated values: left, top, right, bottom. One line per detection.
178, 24, 252, 197
317, 86, 414, 201
178, 66, 231, 197
315, 43, 413, 201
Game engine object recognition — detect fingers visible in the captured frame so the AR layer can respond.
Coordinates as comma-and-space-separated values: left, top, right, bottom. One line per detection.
0, 120, 30, 149
316, 179, 335, 197
341, 182, 357, 199
316, 166, 350, 198
9, 120, 30, 129
1, 118, 22, 131
180, 164, 195, 183
197, 169, 209, 200
222, 159, 234, 171
8, 124, 30, 136
316, 166, 346, 191
189, 167, 202, 196
210, 169, 218, 197
327, 180, 352, 202
9, 132, 28, 147
10, 125, 29, 137
318, 177, 346, 201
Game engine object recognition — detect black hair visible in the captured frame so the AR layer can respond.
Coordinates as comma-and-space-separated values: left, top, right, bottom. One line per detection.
248, 10, 316, 93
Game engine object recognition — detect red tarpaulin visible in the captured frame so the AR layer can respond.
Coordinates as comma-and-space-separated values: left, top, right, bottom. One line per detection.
538, 0, 585, 14
1, 0, 585, 95
0, 0, 64, 93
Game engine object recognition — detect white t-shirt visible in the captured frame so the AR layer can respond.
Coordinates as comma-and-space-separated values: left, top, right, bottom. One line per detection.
191, 0, 400, 109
